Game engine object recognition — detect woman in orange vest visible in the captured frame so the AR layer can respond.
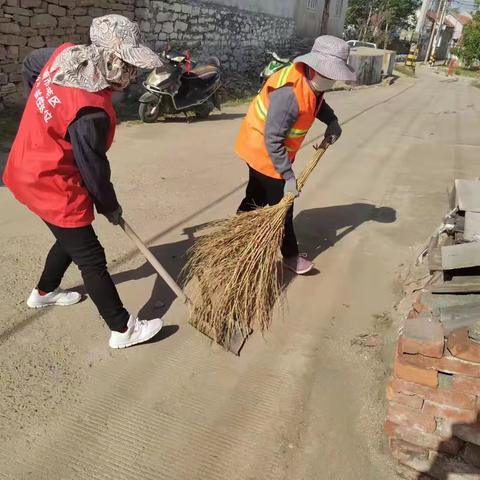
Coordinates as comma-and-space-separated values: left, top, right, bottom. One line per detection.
3, 15, 165, 349
236, 36, 356, 274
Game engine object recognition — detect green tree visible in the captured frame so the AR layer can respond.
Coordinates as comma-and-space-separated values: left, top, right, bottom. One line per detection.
455, 12, 480, 67
346, 0, 420, 42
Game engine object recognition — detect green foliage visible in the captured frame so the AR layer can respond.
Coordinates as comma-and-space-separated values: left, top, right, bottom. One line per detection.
346, 0, 421, 42
455, 12, 480, 67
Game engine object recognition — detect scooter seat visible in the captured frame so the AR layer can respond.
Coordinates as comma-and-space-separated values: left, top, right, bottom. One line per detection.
184, 64, 219, 81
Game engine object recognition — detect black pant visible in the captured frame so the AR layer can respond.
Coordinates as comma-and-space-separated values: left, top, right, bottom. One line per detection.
238, 166, 299, 258
38, 222, 130, 332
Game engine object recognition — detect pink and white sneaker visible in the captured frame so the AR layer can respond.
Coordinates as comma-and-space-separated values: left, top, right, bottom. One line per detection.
283, 255, 314, 275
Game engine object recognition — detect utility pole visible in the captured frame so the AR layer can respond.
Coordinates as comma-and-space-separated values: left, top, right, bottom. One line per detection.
415, 0, 431, 33
432, 0, 449, 55
424, 0, 444, 64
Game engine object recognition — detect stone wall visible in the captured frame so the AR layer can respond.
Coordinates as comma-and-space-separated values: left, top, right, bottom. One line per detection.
0, 0, 137, 101
0, 0, 298, 103
138, 0, 296, 75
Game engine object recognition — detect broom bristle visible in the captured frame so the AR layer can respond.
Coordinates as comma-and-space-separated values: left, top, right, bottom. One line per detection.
183, 196, 294, 348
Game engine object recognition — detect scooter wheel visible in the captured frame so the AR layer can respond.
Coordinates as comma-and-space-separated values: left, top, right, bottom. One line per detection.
139, 101, 161, 123
194, 101, 214, 119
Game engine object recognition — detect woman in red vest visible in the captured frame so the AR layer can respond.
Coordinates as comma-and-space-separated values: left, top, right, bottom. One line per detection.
3, 15, 164, 349
236, 36, 356, 275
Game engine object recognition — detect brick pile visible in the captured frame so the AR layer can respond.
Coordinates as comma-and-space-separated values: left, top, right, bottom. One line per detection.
385, 302, 480, 479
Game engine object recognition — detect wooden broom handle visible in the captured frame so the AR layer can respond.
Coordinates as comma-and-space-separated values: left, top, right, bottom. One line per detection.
296, 140, 330, 192
119, 218, 190, 305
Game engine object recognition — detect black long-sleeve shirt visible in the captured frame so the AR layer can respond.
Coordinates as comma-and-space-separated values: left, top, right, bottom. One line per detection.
23, 48, 119, 215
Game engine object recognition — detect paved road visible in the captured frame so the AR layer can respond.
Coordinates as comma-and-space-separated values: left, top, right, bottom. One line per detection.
1, 68, 479, 479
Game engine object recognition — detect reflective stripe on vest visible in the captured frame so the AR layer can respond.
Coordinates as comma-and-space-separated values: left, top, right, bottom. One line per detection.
254, 64, 308, 142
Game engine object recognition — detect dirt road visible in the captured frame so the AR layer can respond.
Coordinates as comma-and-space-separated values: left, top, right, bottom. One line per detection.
1, 68, 479, 479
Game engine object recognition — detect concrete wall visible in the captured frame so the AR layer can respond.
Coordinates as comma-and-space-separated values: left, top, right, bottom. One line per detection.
327, 0, 347, 37
294, 0, 348, 38
206, 0, 296, 18
295, 0, 324, 38
348, 48, 383, 85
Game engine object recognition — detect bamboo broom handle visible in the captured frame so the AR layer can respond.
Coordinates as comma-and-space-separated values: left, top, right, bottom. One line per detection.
119, 218, 190, 305
296, 141, 329, 192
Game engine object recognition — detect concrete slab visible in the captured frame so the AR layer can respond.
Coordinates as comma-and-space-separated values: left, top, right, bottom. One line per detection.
464, 211, 480, 242
455, 179, 480, 212
442, 242, 480, 270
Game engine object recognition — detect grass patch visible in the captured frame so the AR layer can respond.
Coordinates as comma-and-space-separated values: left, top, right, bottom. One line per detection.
223, 95, 255, 107
439, 65, 480, 78
473, 80, 480, 89
395, 65, 416, 77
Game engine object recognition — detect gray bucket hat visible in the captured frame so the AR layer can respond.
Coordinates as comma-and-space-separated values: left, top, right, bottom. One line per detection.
294, 35, 356, 82
90, 14, 162, 69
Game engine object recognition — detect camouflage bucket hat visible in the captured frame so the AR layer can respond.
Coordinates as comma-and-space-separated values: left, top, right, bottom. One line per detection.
90, 14, 162, 69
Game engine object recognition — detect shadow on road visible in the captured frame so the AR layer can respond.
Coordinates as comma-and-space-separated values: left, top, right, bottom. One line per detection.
111, 203, 397, 319
110, 222, 210, 319
284, 203, 397, 281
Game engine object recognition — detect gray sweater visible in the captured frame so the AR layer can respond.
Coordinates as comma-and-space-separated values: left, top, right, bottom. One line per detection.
265, 86, 337, 176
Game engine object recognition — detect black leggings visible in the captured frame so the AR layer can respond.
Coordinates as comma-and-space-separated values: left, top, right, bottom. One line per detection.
238, 166, 299, 258
37, 222, 129, 332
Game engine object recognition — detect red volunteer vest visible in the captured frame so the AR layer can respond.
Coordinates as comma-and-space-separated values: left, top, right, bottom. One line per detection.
3, 43, 117, 228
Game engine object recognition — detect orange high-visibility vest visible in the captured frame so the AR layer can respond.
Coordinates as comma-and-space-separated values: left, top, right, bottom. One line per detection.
235, 63, 321, 179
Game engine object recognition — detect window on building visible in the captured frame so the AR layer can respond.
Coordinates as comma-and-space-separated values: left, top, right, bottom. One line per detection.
335, 0, 344, 16
307, 0, 319, 10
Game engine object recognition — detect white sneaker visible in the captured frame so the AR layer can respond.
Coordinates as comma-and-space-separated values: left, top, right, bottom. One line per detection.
27, 288, 82, 309
109, 315, 164, 349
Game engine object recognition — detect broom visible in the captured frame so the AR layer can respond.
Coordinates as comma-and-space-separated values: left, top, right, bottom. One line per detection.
183, 140, 330, 352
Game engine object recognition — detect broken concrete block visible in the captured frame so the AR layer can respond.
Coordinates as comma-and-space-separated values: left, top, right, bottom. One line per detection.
400, 317, 445, 358
440, 303, 480, 335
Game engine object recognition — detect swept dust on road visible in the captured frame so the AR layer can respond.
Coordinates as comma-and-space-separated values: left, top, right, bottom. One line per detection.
1, 68, 479, 479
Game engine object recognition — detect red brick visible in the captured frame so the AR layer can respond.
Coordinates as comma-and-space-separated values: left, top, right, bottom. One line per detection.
387, 402, 437, 433
395, 463, 433, 480
394, 350, 439, 387
407, 309, 418, 320
448, 327, 480, 364
400, 347, 480, 378
385, 420, 463, 455
390, 438, 430, 464
400, 335, 445, 360
422, 387, 477, 410
423, 400, 478, 424
463, 443, 480, 468
394, 451, 432, 473
387, 383, 424, 409
413, 302, 431, 314
452, 376, 480, 396
400, 317, 445, 358
390, 377, 438, 397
